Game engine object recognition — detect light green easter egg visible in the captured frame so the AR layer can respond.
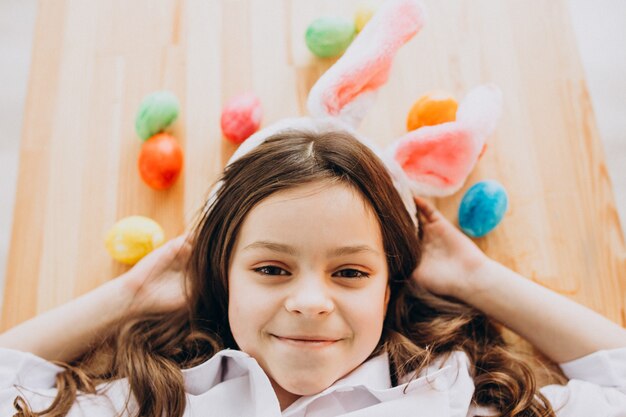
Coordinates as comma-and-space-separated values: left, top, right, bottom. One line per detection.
135, 91, 180, 141
305, 17, 356, 58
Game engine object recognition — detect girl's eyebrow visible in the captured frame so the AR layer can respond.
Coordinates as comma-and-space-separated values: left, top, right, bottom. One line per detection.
242, 240, 380, 257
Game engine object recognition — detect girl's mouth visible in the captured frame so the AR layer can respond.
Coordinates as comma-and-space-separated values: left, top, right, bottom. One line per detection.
272, 334, 340, 348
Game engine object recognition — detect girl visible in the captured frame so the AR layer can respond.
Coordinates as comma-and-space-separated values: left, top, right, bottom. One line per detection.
3, 0, 626, 415
1, 129, 626, 417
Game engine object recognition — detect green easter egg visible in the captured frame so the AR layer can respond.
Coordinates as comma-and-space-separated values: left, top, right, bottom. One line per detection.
305, 17, 356, 58
135, 91, 180, 141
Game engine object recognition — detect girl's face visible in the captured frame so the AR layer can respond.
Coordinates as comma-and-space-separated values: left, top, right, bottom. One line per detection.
228, 181, 390, 409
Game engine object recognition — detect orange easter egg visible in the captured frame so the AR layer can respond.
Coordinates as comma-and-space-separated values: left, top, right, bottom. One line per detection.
406, 91, 458, 131
138, 133, 184, 190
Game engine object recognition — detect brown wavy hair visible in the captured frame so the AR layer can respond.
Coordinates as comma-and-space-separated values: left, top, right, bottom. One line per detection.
14, 129, 564, 417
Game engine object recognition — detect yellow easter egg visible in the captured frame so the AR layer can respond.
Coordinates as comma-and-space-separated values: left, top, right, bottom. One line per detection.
355, 4, 375, 33
105, 216, 165, 265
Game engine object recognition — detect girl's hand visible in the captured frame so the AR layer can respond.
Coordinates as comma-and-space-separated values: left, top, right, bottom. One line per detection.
411, 197, 490, 300
118, 233, 193, 315
0, 234, 193, 362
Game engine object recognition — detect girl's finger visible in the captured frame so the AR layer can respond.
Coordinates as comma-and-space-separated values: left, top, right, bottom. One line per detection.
167, 232, 192, 249
414, 196, 439, 223
155, 233, 193, 265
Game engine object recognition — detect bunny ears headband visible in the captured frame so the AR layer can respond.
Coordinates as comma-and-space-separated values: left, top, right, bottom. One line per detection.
215, 0, 503, 226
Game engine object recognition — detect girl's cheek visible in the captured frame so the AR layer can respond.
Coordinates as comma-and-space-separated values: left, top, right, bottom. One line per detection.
230, 273, 277, 315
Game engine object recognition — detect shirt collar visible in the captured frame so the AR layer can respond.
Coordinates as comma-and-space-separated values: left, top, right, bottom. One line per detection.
181, 349, 393, 393
281, 350, 470, 415
181, 348, 474, 416
181, 349, 262, 395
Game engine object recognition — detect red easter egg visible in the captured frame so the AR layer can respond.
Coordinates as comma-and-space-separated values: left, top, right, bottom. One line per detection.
220, 92, 263, 144
138, 133, 184, 189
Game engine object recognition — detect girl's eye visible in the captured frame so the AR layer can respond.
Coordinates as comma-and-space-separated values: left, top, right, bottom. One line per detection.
254, 266, 290, 276
253, 267, 369, 279
334, 269, 370, 279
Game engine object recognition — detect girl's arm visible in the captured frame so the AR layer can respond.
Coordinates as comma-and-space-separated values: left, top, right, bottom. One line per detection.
460, 259, 626, 363
412, 197, 626, 364
0, 276, 133, 363
0, 234, 190, 363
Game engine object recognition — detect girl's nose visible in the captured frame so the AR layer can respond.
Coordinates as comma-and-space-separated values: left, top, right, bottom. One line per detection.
284, 274, 335, 316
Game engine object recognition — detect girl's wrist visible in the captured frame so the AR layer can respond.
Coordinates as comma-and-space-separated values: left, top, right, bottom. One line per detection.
108, 273, 143, 317
451, 256, 495, 303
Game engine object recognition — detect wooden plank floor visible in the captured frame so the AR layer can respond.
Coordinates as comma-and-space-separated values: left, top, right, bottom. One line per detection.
1, 0, 625, 331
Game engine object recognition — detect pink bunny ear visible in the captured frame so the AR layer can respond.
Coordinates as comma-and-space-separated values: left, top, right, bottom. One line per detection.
307, 0, 426, 128
385, 84, 503, 197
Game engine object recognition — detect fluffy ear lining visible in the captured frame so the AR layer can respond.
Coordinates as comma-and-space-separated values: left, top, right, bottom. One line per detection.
392, 125, 475, 192
306, 0, 426, 128
386, 84, 503, 197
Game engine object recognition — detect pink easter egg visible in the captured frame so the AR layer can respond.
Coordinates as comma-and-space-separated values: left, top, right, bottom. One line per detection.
220, 92, 263, 144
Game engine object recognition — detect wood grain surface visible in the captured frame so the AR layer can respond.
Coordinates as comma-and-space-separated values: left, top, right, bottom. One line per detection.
2, 0, 625, 332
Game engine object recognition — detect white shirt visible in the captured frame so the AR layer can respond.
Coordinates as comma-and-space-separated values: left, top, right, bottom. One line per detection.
1, 346, 626, 416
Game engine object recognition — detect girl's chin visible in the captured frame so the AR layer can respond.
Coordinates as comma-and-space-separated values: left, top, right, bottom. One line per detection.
272, 372, 337, 397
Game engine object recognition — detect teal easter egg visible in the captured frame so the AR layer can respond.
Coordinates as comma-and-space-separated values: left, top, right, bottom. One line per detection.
458, 180, 508, 238
135, 91, 180, 141
305, 17, 356, 58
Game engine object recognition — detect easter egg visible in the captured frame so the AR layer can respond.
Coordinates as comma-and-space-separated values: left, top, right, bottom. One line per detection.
458, 180, 509, 238
407, 91, 458, 131
135, 90, 180, 141
221, 92, 263, 144
355, 5, 375, 33
305, 17, 356, 58
138, 133, 184, 189
105, 216, 165, 265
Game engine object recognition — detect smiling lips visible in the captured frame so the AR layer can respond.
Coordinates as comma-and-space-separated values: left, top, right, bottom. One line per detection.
273, 335, 340, 348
